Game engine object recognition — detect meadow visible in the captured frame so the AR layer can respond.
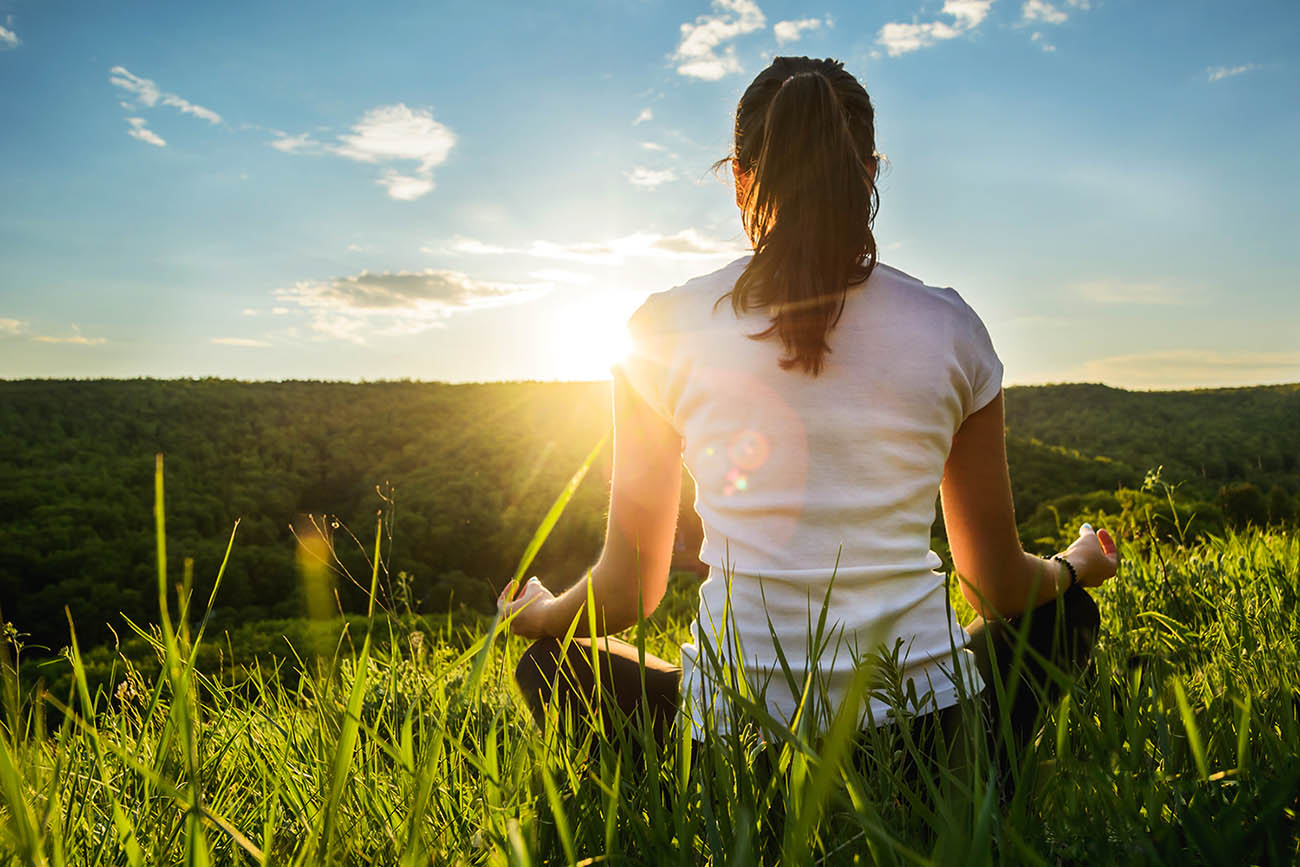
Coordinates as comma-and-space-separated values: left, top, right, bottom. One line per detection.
1, 450, 1298, 865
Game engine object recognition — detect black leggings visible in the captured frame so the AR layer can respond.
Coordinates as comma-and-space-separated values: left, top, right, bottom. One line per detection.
514, 584, 1100, 774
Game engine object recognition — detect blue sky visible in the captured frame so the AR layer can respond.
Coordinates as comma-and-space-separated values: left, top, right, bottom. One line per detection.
1, 0, 1296, 388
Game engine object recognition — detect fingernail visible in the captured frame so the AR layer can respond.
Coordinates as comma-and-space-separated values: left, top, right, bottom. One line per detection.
1080, 523, 1093, 532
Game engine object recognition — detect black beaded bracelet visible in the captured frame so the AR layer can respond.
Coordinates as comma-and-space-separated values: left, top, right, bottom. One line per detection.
1052, 555, 1079, 590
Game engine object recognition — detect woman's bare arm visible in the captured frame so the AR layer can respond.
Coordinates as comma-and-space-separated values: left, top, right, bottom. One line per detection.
941, 391, 1117, 620
501, 371, 682, 638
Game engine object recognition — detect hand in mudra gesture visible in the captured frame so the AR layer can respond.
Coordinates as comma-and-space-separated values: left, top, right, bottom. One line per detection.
498, 576, 557, 639
1060, 524, 1119, 589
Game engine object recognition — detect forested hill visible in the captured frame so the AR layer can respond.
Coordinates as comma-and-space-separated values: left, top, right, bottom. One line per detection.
1, 379, 1297, 651
1004, 383, 1300, 500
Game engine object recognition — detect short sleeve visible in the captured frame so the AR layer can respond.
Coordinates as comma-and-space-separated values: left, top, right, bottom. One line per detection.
959, 299, 1004, 419
612, 291, 680, 428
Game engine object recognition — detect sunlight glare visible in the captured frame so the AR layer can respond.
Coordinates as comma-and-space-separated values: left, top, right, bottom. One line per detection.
545, 296, 641, 381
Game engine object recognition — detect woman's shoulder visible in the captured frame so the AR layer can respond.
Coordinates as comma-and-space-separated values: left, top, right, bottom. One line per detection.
864, 263, 999, 348
627, 255, 753, 336
871, 263, 979, 316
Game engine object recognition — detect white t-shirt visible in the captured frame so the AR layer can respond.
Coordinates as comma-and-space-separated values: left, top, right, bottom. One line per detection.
616, 257, 1003, 738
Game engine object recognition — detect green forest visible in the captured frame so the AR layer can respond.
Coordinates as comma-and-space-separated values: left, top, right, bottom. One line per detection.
1, 379, 1297, 654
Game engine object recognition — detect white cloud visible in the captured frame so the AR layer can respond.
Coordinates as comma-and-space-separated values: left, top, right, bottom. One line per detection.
877, 0, 993, 56
376, 170, 434, 201
0, 25, 19, 49
532, 229, 746, 264
334, 104, 454, 169
211, 337, 271, 347
634, 107, 653, 125
160, 93, 222, 124
434, 229, 748, 266
34, 325, 106, 345
110, 67, 161, 106
109, 66, 222, 125
435, 237, 511, 256
1022, 0, 1067, 24
0, 317, 27, 335
126, 117, 166, 148
674, 0, 766, 80
1207, 63, 1261, 82
945, 0, 995, 28
1081, 350, 1300, 390
1031, 31, 1057, 51
273, 269, 549, 341
626, 167, 678, 189
270, 131, 318, 153
640, 141, 667, 152
274, 104, 456, 201
525, 240, 623, 265
241, 308, 260, 316
774, 17, 824, 45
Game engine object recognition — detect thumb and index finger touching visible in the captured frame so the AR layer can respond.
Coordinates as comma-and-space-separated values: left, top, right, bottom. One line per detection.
497, 575, 542, 612
1079, 522, 1120, 572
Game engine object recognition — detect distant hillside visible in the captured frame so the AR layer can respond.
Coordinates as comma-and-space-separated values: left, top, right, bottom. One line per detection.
0, 379, 1295, 650
1004, 382, 1300, 501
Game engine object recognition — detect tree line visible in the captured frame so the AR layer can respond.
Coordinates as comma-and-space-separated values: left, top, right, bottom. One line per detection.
0, 379, 1295, 651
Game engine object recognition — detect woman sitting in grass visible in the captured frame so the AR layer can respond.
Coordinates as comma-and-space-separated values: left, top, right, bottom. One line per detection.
499, 55, 1118, 778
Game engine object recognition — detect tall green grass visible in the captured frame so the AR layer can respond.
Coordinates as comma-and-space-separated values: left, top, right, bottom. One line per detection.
0, 452, 1297, 864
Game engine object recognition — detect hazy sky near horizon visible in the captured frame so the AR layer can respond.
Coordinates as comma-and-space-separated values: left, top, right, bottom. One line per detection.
1, 0, 1296, 389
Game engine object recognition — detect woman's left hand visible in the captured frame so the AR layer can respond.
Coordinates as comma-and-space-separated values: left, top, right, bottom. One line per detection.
498, 576, 557, 639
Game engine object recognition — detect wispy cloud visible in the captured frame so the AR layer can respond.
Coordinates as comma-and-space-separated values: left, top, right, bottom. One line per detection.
270, 131, 317, 153
1021, 0, 1067, 25
625, 167, 678, 189
273, 269, 548, 341
1207, 63, 1261, 82
126, 116, 166, 147
774, 16, 828, 45
0, 317, 27, 335
633, 107, 653, 125
442, 237, 511, 256
1075, 280, 1189, 306
109, 66, 222, 126
1081, 349, 1300, 390
0, 24, 19, 49
1020, 0, 1088, 50
876, 0, 994, 56
211, 337, 271, 347
34, 325, 106, 345
436, 229, 747, 265
673, 0, 766, 80
271, 104, 456, 201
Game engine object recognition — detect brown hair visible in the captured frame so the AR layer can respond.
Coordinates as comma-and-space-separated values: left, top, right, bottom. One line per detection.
719, 56, 879, 376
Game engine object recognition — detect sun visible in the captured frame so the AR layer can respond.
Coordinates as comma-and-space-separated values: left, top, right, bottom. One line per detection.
545, 297, 640, 381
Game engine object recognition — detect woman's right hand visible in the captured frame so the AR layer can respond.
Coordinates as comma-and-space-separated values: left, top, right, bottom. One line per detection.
498, 576, 558, 639
1059, 524, 1119, 588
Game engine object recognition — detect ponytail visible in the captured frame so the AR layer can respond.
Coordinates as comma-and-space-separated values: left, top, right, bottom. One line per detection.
721, 58, 879, 376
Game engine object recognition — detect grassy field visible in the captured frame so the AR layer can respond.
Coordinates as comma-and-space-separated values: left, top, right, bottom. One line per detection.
1, 460, 1298, 865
